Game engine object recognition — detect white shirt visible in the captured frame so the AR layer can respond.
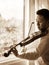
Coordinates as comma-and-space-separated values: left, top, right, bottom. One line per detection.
37, 27, 49, 65
15, 27, 49, 65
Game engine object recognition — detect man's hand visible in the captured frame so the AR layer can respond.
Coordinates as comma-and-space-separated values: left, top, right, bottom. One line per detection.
11, 47, 18, 56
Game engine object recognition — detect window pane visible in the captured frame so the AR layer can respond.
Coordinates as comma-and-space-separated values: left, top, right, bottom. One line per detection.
0, 0, 24, 58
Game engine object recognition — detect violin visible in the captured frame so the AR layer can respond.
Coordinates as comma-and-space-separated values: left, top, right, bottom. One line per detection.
3, 30, 48, 57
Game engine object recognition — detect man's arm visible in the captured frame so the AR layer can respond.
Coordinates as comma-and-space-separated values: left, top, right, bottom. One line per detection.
12, 48, 40, 60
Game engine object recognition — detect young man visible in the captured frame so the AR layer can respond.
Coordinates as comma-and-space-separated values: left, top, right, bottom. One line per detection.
11, 9, 49, 65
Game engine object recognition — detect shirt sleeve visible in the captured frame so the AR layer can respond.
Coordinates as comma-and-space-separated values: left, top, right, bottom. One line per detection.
16, 50, 40, 60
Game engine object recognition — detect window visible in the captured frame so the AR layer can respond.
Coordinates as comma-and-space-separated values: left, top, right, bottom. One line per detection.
0, 0, 25, 58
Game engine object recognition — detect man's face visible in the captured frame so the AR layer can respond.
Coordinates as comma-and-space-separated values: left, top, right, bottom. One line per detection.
36, 15, 47, 31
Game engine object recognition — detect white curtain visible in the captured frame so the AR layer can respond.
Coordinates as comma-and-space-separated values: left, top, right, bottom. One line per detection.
35, 0, 49, 10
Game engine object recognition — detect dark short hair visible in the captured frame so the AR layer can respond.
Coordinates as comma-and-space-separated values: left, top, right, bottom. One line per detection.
36, 9, 49, 21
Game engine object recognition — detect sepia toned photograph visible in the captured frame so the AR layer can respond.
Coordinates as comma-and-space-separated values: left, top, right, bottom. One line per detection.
0, 0, 49, 65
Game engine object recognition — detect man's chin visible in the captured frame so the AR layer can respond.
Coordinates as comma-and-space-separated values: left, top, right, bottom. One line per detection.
39, 28, 47, 32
